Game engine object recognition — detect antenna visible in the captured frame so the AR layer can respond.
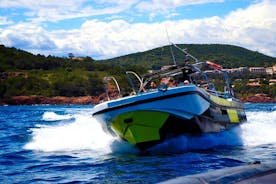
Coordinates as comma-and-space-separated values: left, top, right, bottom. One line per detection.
165, 28, 176, 65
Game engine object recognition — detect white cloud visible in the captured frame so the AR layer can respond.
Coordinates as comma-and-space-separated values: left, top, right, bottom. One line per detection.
223, 0, 276, 56
0, 0, 87, 9
0, 0, 225, 23
135, 0, 225, 20
0, 0, 89, 23
136, 0, 224, 12
0, 0, 275, 59
0, 22, 56, 55
60, 0, 275, 59
0, 0, 138, 23
0, 16, 13, 25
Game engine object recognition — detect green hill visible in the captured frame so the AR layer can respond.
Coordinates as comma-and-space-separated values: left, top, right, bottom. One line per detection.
101, 44, 276, 69
0, 45, 145, 98
0, 44, 275, 100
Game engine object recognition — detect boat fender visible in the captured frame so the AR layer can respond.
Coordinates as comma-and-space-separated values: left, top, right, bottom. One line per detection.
158, 83, 168, 92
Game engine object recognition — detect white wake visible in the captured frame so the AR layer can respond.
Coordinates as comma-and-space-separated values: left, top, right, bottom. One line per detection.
25, 112, 137, 154
150, 110, 276, 153
42, 111, 72, 121
240, 110, 276, 146
25, 109, 276, 154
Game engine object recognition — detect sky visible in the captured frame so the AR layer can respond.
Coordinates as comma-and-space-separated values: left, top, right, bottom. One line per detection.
0, 0, 275, 60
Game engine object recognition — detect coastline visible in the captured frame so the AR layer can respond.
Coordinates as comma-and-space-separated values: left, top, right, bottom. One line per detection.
0, 93, 275, 106
0, 95, 100, 105
240, 93, 276, 103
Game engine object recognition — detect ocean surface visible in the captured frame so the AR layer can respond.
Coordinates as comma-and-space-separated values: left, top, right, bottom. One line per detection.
0, 103, 275, 183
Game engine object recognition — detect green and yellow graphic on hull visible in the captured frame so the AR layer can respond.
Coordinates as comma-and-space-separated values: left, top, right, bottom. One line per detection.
111, 111, 169, 145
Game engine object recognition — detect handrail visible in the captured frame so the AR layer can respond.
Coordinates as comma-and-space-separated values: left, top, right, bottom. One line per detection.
103, 76, 121, 101
205, 60, 233, 97
205, 89, 232, 99
126, 71, 144, 94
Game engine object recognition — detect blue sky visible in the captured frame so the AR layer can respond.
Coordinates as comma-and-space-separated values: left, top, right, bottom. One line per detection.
0, 0, 275, 59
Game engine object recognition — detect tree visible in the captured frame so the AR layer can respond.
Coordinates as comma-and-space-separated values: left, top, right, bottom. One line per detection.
68, 53, 74, 59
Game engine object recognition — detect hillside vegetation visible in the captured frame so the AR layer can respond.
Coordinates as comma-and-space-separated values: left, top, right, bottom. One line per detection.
0, 45, 145, 98
0, 44, 275, 100
101, 44, 276, 69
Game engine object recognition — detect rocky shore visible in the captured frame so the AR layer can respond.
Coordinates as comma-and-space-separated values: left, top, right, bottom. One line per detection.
241, 93, 276, 103
0, 93, 275, 105
0, 96, 100, 105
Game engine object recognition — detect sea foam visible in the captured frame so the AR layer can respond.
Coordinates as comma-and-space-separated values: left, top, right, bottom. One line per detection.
42, 111, 72, 121
25, 109, 276, 154
240, 110, 276, 146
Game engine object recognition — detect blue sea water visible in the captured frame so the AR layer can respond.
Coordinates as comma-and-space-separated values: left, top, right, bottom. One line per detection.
0, 103, 276, 183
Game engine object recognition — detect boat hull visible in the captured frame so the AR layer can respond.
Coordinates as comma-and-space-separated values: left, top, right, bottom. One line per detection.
92, 85, 246, 150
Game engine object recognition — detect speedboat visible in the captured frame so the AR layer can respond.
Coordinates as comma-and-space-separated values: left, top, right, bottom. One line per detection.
92, 45, 247, 150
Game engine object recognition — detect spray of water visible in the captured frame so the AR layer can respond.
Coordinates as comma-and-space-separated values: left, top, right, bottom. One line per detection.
240, 111, 276, 146
25, 115, 107, 153
42, 112, 72, 121
25, 111, 138, 154
150, 110, 276, 153
148, 127, 243, 153
25, 110, 276, 154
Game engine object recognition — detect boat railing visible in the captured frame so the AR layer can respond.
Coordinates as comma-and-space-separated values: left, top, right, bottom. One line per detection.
204, 61, 235, 98
126, 71, 146, 94
172, 45, 235, 99
103, 76, 121, 101
205, 89, 232, 99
